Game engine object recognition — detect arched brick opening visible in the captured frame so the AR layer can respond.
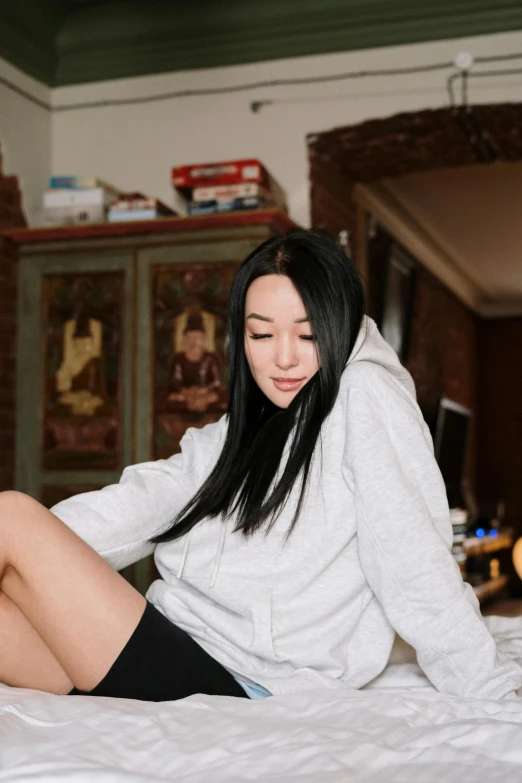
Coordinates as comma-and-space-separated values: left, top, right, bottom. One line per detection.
309, 103, 522, 239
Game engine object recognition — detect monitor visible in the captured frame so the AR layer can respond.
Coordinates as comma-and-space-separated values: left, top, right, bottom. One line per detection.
434, 397, 472, 509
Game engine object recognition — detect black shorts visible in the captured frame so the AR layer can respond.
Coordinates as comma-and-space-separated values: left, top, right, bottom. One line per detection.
69, 600, 249, 702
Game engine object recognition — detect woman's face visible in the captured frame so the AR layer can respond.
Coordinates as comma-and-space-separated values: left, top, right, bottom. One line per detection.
244, 274, 319, 408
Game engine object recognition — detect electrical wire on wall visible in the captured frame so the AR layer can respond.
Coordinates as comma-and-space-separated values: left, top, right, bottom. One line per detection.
251, 52, 522, 113
447, 51, 522, 107
1, 52, 521, 114
446, 51, 522, 163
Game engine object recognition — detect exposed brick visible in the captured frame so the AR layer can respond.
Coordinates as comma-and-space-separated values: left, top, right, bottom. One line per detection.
308, 105, 522, 183
476, 318, 522, 538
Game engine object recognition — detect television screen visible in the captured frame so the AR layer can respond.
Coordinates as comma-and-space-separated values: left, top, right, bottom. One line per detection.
434, 398, 472, 509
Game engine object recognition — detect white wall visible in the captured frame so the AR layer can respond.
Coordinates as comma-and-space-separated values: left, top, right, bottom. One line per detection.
47, 30, 522, 227
0, 57, 51, 224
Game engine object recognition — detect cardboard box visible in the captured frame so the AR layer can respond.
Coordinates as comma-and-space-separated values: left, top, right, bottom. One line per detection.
42, 204, 106, 226
187, 195, 269, 215
172, 158, 286, 208
108, 209, 162, 222
193, 182, 263, 202
43, 188, 109, 209
49, 177, 122, 200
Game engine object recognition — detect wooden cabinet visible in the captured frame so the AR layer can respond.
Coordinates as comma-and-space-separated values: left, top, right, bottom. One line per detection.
7, 210, 294, 591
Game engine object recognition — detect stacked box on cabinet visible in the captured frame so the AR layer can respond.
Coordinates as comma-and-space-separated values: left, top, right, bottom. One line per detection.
108, 193, 176, 222
42, 177, 122, 226
171, 159, 287, 216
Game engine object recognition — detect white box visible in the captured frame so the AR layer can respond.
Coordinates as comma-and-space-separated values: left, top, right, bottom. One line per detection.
43, 188, 109, 209
193, 183, 261, 202
42, 204, 106, 226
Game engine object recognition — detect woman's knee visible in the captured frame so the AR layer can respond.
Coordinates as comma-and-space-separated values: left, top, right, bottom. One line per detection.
0, 490, 39, 521
0, 492, 46, 558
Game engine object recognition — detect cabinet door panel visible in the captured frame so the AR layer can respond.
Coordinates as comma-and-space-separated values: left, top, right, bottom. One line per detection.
151, 261, 236, 459
16, 252, 134, 500
135, 236, 264, 462
42, 271, 125, 471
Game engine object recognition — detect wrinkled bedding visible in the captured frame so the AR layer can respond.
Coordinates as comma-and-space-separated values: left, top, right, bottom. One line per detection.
1, 616, 522, 783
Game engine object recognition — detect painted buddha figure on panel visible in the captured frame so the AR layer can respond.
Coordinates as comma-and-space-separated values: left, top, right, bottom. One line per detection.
168, 311, 222, 413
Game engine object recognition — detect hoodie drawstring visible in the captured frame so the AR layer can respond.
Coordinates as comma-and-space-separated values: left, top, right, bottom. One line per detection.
210, 521, 227, 589
176, 525, 196, 580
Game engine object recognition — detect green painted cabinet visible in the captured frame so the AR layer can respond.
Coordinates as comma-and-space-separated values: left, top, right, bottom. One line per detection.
10, 211, 293, 592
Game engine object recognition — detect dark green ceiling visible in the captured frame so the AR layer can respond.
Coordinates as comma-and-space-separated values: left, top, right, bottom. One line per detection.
1, 0, 521, 87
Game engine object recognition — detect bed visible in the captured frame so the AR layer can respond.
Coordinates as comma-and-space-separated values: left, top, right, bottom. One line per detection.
2, 615, 522, 783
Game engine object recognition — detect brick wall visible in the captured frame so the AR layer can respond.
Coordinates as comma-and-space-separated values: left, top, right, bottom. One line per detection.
309, 157, 356, 240
407, 267, 477, 421
406, 266, 478, 491
476, 318, 522, 535
0, 146, 26, 490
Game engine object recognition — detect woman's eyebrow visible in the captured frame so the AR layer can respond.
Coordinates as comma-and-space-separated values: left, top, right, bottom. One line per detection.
246, 313, 309, 323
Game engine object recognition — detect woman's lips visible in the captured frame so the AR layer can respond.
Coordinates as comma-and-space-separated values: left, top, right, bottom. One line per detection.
272, 378, 305, 391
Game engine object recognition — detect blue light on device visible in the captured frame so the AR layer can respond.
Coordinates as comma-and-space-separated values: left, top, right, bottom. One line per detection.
476, 528, 486, 538
489, 529, 498, 538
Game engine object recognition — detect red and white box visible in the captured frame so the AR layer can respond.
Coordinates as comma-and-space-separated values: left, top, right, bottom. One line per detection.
171, 158, 287, 210
192, 182, 269, 203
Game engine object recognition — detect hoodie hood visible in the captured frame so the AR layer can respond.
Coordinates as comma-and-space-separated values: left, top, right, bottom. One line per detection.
348, 316, 416, 400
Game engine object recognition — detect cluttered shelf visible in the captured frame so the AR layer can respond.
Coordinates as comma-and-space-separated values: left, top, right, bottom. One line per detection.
461, 526, 514, 604
3, 209, 295, 244
4, 158, 295, 243
450, 506, 515, 604
464, 529, 513, 558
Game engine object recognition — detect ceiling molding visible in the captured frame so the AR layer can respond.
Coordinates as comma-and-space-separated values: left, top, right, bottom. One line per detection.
0, 1, 65, 84
353, 181, 522, 319
1, 1, 522, 87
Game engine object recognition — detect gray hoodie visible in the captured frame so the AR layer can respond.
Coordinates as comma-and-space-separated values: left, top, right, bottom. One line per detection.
52, 316, 522, 700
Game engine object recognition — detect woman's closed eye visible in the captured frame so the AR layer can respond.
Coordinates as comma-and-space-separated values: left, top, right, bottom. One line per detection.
248, 333, 316, 341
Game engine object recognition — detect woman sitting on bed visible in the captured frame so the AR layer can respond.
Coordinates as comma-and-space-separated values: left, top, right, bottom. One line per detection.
1, 231, 521, 703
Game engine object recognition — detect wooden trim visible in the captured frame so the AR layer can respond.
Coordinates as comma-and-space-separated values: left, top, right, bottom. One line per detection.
476, 298, 522, 318
354, 182, 522, 319
2, 210, 296, 246
354, 204, 369, 298
353, 182, 483, 313
6, 226, 281, 258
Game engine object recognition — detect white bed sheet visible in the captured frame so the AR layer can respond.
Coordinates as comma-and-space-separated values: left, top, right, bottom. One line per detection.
2, 616, 522, 783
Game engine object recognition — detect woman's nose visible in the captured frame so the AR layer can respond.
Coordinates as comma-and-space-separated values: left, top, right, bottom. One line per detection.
275, 337, 298, 369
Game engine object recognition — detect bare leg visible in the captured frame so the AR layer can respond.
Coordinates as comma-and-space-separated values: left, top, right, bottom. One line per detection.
0, 592, 73, 694
0, 491, 146, 693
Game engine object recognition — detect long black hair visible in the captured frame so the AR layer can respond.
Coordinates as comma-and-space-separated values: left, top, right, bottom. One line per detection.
151, 229, 365, 543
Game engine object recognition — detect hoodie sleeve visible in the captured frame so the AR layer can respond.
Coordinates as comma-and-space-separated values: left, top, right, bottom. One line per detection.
51, 416, 227, 571
343, 364, 522, 700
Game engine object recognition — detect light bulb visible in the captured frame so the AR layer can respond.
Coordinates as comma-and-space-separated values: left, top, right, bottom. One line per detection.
454, 51, 474, 71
